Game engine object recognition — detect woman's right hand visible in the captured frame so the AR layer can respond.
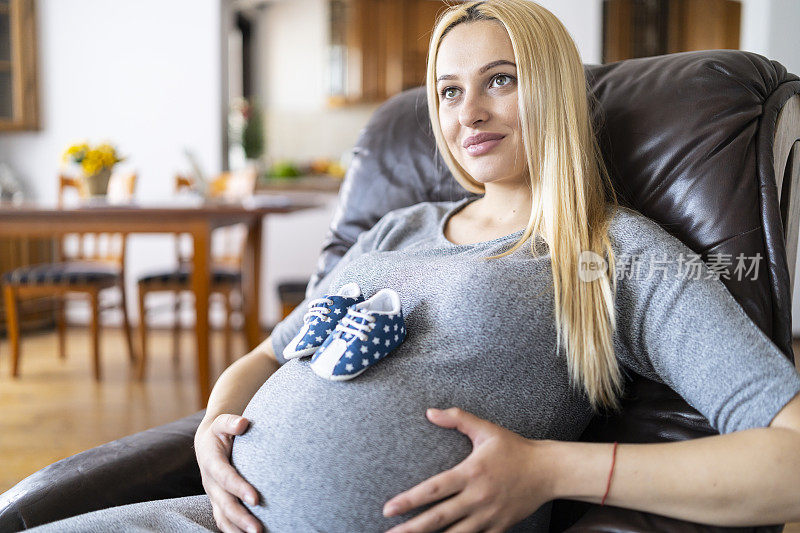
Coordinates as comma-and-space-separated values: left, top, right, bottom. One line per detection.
195, 414, 262, 533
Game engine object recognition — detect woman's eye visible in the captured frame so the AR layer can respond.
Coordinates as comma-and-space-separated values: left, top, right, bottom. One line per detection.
492, 74, 515, 88
441, 87, 459, 100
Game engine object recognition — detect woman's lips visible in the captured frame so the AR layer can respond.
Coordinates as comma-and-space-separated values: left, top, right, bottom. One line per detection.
465, 136, 504, 156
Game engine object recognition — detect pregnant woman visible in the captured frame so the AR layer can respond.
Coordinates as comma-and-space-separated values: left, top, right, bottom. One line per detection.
27, 0, 800, 532
199, 1, 800, 531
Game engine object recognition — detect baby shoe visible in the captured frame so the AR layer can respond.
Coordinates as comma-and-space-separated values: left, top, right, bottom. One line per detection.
309, 288, 406, 381
282, 282, 365, 360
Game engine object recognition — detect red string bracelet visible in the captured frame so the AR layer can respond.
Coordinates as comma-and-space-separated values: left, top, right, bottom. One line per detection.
600, 441, 618, 506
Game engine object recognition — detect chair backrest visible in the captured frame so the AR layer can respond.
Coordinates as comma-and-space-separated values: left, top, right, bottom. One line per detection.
174, 167, 258, 269
306, 49, 800, 531
313, 49, 800, 365
58, 171, 138, 267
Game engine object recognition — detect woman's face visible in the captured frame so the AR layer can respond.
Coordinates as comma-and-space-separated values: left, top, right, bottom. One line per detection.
436, 19, 527, 187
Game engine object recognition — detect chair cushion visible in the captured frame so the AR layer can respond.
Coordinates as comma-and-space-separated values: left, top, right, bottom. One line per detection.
138, 266, 241, 286
1, 262, 120, 286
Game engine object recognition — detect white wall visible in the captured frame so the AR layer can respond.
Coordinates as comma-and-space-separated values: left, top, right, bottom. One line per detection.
0, 0, 223, 202
763, 0, 800, 76
257, 0, 379, 163
740, 0, 800, 75
537, 0, 603, 64
0, 0, 224, 326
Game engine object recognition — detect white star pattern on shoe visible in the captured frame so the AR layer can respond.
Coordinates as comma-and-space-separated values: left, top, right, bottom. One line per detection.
394, 334, 399, 341
345, 363, 353, 372
401, 327, 405, 333
326, 329, 332, 335
360, 345, 369, 354
374, 352, 381, 359
298, 341, 305, 347
362, 358, 369, 366
372, 337, 380, 345
315, 336, 323, 342
394, 324, 398, 331
334, 308, 342, 314
345, 350, 354, 358
385, 339, 390, 347
384, 325, 390, 333
311, 320, 319, 326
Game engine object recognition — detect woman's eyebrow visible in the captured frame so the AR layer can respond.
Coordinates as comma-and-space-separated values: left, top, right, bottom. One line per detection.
436, 60, 517, 82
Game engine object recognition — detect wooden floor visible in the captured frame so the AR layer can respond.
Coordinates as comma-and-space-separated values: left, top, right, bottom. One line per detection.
0, 326, 246, 493
0, 329, 798, 531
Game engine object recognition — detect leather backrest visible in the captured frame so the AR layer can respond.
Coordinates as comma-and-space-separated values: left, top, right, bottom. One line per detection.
310, 47, 799, 432
312, 49, 797, 365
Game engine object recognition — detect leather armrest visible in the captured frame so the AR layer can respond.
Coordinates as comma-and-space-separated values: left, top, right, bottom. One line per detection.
0, 410, 205, 531
562, 505, 782, 533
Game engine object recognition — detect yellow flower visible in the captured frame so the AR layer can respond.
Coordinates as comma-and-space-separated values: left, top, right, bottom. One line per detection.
62, 142, 89, 164
64, 141, 123, 175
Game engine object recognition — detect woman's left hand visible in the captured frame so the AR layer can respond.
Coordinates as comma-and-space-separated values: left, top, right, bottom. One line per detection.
382, 407, 556, 533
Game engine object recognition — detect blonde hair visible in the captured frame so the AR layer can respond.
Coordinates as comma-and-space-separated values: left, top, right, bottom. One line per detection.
427, 0, 623, 412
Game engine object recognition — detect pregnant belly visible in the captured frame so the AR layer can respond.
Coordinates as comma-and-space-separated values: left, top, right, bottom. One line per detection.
230, 358, 473, 532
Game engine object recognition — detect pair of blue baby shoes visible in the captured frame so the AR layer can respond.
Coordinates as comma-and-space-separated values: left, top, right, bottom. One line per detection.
283, 282, 406, 381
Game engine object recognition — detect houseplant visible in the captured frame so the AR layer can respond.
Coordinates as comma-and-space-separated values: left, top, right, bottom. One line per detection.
62, 141, 125, 197
229, 98, 265, 174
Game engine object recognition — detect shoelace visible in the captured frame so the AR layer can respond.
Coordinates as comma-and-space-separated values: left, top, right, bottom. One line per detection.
303, 298, 333, 323
334, 309, 376, 342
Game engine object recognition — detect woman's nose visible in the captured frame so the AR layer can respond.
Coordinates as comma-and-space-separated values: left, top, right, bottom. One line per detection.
458, 92, 490, 127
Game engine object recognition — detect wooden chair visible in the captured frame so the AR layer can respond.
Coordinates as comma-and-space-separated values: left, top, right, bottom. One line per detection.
136, 168, 257, 378
2, 171, 138, 379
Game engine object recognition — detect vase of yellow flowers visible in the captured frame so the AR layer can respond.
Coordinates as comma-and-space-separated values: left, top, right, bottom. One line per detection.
62, 142, 125, 197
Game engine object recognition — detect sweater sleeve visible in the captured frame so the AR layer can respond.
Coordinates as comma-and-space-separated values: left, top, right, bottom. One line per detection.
269, 210, 399, 364
611, 209, 800, 435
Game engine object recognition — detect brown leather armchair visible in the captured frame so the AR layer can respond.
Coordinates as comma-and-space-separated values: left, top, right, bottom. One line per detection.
2, 49, 799, 532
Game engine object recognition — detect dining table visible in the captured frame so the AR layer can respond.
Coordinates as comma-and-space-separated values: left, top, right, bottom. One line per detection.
0, 195, 319, 407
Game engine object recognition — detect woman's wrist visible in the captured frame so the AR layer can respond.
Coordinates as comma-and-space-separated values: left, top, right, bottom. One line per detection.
198, 343, 279, 430
540, 440, 611, 503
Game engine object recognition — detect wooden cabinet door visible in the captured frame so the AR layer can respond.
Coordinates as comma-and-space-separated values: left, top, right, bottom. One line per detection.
603, 0, 740, 63
329, 0, 449, 106
0, 0, 38, 131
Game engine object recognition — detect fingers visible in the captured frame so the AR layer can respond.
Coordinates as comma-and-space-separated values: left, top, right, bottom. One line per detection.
384, 466, 466, 518
207, 447, 259, 506
443, 510, 500, 533
212, 503, 245, 533
384, 493, 472, 533
209, 485, 262, 533
427, 407, 491, 442
211, 414, 250, 440
197, 416, 261, 533
203, 415, 259, 506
